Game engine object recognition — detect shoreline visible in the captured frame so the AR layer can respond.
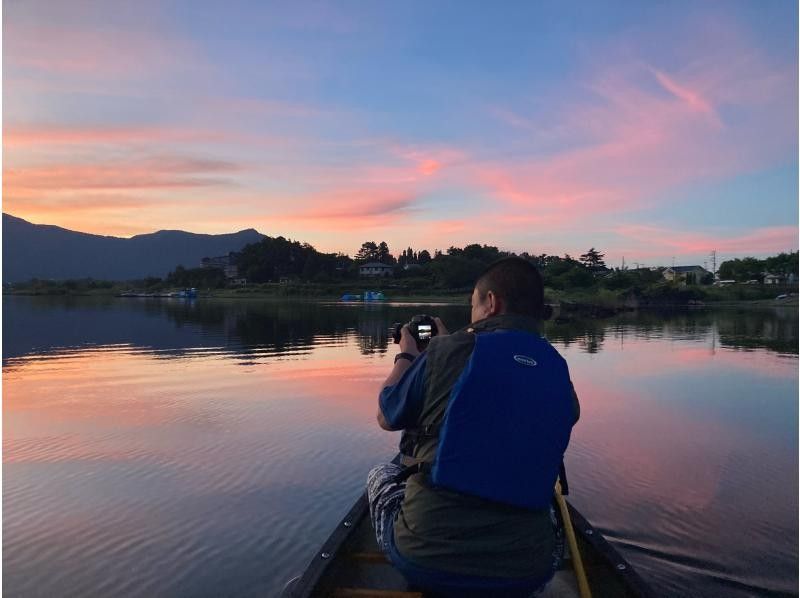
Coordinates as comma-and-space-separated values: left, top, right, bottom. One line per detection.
5, 288, 796, 310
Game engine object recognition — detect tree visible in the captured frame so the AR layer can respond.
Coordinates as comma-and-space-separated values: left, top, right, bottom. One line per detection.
377, 241, 394, 264
462, 244, 504, 264
301, 252, 320, 279
418, 250, 432, 264
355, 241, 379, 263
579, 248, 606, 270
764, 252, 798, 276
429, 255, 485, 288
398, 247, 412, 266
718, 257, 763, 282
167, 265, 227, 288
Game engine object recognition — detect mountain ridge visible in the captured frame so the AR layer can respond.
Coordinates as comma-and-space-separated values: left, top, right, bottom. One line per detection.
3, 213, 266, 282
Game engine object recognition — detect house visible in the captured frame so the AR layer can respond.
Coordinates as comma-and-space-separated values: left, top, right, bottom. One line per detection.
663, 265, 709, 285
764, 272, 797, 285
359, 262, 394, 277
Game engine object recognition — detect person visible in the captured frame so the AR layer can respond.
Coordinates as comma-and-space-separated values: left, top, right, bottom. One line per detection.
366, 257, 580, 597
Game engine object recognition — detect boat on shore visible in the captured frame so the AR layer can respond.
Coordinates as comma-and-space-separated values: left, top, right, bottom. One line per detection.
282, 467, 653, 598
340, 291, 386, 302
117, 288, 197, 299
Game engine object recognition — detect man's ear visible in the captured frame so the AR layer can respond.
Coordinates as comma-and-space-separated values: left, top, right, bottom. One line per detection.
486, 291, 502, 317
488, 291, 508, 316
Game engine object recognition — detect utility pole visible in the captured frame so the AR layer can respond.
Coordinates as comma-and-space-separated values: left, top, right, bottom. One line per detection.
710, 250, 717, 277
621, 256, 625, 270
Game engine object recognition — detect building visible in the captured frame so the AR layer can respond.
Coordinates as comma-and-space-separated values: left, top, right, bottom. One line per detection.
663, 265, 709, 285
201, 252, 241, 279
763, 272, 797, 285
359, 262, 394, 277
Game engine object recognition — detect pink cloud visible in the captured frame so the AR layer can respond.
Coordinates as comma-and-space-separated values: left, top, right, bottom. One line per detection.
652, 69, 719, 120
475, 23, 794, 231
612, 224, 798, 258
4, 17, 196, 78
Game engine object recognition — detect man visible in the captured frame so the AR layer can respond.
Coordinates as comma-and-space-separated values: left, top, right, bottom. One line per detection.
367, 257, 580, 596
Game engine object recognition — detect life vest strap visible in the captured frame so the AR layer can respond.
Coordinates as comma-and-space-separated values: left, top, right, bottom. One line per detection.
392, 461, 430, 483
405, 422, 441, 441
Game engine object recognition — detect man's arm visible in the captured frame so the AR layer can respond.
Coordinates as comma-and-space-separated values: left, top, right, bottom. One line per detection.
376, 358, 415, 429
376, 325, 426, 431
571, 383, 580, 424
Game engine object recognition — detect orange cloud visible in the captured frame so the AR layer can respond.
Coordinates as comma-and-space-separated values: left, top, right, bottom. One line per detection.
418, 159, 442, 176
3, 125, 230, 148
266, 190, 417, 232
5, 194, 165, 214
4, 157, 241, 195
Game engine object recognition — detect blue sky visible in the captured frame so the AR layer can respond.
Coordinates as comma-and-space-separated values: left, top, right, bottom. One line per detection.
4, 0, 798, 266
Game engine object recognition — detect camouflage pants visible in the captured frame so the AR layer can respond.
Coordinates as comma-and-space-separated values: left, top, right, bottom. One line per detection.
366, 462, 406, 553
366, 462, 566, 597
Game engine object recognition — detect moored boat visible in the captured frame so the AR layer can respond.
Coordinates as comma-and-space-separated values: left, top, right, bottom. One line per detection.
282, 467, 653, 598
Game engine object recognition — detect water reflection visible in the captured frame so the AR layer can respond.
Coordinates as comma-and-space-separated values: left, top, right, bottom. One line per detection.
3, 297, 798, 597
5, 297, 797, 367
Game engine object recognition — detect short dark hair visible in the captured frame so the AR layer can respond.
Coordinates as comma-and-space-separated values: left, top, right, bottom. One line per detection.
475, 257, 546, 318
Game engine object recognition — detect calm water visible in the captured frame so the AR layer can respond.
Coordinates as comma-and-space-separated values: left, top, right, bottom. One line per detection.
3, 296, 798, 597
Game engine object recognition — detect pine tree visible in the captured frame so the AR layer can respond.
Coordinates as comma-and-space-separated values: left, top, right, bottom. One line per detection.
579, 248, 606, 270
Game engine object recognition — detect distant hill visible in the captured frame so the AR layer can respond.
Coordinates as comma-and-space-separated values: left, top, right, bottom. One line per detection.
2, 213, 265, 282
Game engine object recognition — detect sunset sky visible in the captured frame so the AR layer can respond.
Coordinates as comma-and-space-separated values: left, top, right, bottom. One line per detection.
3, 1, 798, 267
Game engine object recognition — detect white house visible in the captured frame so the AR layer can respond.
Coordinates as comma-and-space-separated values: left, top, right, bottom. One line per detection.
663, 265, 709, 285
359, 262, 394, 277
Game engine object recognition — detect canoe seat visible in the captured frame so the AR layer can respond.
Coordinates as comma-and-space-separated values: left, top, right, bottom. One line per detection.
331, 590, 424, 598
348, 552, 390, 564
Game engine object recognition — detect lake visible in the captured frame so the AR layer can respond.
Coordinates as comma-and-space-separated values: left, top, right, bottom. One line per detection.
3, 296, 797, 597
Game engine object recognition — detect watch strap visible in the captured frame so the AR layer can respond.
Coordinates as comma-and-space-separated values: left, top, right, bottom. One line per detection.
394, 352, 417, 364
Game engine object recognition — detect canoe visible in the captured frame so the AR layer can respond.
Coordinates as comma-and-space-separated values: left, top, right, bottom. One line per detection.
281, 471, 653, 597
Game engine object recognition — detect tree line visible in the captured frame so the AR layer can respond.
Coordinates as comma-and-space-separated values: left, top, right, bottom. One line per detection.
163, 233, 797, 294
163, 236, 623, 290
717, 252, 798, 282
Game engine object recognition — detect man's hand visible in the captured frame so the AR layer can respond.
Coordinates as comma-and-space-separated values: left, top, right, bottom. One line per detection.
399, 325, 421, 356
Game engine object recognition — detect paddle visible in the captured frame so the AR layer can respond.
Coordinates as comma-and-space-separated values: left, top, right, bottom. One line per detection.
555, 479, 592, 598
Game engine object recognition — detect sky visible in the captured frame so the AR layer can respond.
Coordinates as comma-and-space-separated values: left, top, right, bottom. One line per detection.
3, 0, 798, 267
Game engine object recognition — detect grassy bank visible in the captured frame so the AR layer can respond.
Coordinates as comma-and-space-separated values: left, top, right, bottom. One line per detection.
7, 279, 796, 312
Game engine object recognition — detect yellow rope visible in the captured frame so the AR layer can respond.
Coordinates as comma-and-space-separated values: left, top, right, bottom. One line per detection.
555, 480, 592, 598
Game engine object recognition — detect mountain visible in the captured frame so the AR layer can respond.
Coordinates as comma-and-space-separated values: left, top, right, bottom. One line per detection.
3, 213, 265, 282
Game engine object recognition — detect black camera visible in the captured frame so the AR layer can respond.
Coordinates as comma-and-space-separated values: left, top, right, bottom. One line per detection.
392, 314, 438, 347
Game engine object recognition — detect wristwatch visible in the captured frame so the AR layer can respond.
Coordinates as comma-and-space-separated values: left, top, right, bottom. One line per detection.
394, 352, 417, 364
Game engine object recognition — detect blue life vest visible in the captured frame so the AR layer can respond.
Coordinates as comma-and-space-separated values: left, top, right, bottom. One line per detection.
429, 329, 574, 510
